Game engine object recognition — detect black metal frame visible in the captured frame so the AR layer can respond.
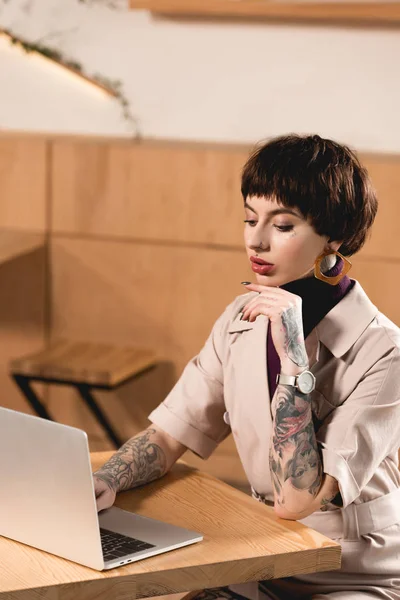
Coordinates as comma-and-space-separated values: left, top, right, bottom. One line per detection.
12, 374, 124, 448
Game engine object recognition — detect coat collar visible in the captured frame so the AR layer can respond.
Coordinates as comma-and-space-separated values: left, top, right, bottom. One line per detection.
227, 291, 259, 334
228, 281, 378, 359
315, 280, 378, 357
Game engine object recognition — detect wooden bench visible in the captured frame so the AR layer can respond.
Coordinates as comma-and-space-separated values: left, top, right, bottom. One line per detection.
9, 339, 157, 448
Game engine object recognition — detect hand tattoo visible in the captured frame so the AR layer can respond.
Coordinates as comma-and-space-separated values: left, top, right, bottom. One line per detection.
281, 306, 308, 367
95, 428, 167, 493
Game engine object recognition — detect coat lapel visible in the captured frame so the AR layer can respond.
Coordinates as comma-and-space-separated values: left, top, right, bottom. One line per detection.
226, 306, 321, 496
227, 313, 271, 419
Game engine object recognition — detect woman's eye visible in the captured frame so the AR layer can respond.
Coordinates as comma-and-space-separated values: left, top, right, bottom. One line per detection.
243, 219, 257, 227
274, 224, 294, 232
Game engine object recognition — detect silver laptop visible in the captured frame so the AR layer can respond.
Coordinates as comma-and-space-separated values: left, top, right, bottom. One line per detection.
0, 407, 203, 571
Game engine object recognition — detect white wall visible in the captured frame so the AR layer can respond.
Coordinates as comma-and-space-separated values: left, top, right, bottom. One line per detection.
1, 0, 400, 151
0, 35, 129, 136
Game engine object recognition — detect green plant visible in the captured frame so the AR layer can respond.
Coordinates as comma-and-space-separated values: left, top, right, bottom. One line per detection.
1, 22, 139, 136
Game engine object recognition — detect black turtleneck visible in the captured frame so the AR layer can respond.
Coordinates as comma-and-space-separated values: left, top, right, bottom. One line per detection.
267, 258, 354, 398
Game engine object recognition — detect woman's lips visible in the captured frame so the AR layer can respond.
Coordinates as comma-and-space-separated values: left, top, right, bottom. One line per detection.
251, 262, 275, 275
250, 256, 275, 275
250, 256, 273, 266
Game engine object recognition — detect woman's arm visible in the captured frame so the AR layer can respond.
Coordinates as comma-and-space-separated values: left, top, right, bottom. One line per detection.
269, 376, 340, 520
94, 424, 187, 493
241, 283, 341, 520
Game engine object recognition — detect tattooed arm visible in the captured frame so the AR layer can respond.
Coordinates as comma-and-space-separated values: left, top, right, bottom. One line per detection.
221, 281, 343, 520
240, 286, 341, 520
269, 382, 340, 520
93, 425, 187, 508
268, 305, 340, 519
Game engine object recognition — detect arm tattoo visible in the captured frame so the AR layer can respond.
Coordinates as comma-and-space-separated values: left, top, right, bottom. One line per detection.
270, 385, 322, 506
95, 428, 167, 493
281, 306, 308, 367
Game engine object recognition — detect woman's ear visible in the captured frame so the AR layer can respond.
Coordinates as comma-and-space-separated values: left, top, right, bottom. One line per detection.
328, 240, 343, 253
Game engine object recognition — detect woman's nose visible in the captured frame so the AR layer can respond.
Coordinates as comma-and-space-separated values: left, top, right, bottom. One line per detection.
247, 232, 269, 252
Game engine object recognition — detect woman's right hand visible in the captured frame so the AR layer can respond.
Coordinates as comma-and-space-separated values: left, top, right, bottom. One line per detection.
93, 474, 117, 512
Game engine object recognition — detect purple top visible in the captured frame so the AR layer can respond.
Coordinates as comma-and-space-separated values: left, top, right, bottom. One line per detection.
267, 258, 354, 398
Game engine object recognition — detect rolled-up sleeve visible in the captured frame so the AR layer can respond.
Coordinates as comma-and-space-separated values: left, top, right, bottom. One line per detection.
319, 348, 400, 508
148, 302, 236, 459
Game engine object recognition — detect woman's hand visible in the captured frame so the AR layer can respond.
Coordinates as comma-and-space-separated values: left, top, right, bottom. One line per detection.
241, 283, 308, 375
93, 474, 117, 512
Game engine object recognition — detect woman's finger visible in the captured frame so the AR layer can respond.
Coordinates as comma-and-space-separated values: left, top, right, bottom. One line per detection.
242, 294, 279, 315
245, 301, 278, 322
96, 490, 107, 512
242, 296, 283, 320
243, 301, 275, 321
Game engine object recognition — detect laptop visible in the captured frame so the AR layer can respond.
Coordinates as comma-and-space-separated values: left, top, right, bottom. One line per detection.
0, 406, 203, 571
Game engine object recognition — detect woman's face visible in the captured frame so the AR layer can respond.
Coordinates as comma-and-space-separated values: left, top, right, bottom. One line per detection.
244, 195, 339, 287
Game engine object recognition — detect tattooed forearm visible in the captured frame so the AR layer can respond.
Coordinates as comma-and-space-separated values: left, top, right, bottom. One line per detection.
269, 384, 322, 508
281, 306, 308, 367
269, 449, 283, 496
94, 428, 167, 493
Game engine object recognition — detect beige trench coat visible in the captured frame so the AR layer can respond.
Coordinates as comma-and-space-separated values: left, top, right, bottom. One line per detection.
149, 281, 400, 599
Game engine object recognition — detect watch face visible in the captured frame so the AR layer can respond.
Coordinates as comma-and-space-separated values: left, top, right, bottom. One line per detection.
298, 371, 315, 394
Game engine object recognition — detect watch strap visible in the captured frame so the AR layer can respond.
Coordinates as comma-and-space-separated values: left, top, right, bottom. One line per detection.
276, 373, 298, 387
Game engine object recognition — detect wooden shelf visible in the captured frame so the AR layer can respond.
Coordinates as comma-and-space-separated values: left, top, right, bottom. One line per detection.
0, 231, 45, 266
130, 1, 400, 25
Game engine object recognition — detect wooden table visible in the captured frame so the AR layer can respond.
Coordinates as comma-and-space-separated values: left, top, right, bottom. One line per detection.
0, 452, 341, 600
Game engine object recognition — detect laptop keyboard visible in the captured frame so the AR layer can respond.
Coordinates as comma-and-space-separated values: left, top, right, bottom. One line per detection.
100, 528, 156, 562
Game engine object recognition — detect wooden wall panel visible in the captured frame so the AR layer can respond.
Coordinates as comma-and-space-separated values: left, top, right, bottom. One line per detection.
0, 137, 47, 231
50, 238, 249, 371
51, 141, 400, 262
51, 140, 247, 246
360, 156, 400, 260
0, 248, 46, 414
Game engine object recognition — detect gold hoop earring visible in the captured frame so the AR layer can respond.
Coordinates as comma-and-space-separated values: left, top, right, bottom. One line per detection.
314, 249, 352, 286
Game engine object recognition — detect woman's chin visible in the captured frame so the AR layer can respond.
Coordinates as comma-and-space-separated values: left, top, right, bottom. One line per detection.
255, 273, 280, 286
254, 270, 312, 287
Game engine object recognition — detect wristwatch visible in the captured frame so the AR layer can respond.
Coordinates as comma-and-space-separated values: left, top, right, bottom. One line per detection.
276, 370, 316, 394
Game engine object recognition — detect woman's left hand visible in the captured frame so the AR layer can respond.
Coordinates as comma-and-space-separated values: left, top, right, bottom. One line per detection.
241, 283, 309, 375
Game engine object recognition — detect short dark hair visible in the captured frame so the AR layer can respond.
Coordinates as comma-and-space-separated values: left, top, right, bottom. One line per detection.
241, 134, 378, 256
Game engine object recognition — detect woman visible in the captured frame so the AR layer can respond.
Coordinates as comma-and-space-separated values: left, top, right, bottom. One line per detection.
94, 134, 400, 599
